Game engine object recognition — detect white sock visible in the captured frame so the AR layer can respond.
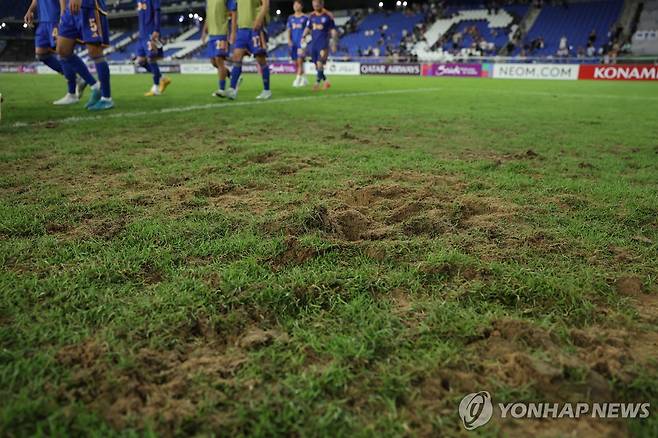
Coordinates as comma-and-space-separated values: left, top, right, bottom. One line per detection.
92, 83, 100, 90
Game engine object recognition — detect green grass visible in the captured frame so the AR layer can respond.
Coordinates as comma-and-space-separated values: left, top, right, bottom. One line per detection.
1, 73, 657, 437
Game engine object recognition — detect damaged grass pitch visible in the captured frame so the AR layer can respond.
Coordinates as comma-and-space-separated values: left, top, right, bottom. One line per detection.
1, 75, 657, 436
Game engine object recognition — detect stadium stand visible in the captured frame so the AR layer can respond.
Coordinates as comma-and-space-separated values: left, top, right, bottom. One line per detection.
632, 0, 658, 54
412, 6, 521, 60
333, 11, 426, 57
515, 1, 624, 57
2, 0, 653, 62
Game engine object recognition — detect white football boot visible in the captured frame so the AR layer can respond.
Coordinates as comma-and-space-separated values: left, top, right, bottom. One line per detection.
53, 93, 80, 105
256, 90, 272, 100
225, 88, 238, 100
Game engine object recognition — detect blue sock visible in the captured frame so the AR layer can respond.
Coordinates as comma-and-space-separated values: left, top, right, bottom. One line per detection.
66, 75, 76, 94
321, 70, 327, 81
63, 54, 96, 86
140, 62, 153, 73
93, 57, 111, 98
317, 69, 323, 83
219, 79, 226, 90
149, 62, 161, 85
39, 54, 63, 74
59, 57, 77, 94
261, 64, 270, 91
230, 63, 242, 89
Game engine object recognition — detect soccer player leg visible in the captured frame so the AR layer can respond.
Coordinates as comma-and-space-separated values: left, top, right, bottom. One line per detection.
148, 42, 170, 95
297, 47, 306, 80
37, 22, 76, 105
228, 29, 250, 99
140, 40, 162, 96
210, 36, 229, 96
319, 48, 330, 89
290, 43, 300, 86
251, 31, 271, 100
35, 22, 63, 74
58, 8, 101, 108
57, 20, 99, 108
311, 46, 322, 90
297, 45, 308, 87
135, 42, 152, 74
82, 8, 112, 111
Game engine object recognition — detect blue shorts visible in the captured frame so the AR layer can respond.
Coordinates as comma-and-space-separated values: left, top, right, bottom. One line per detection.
58, 6, 110, 46
35, 21, 58, 49
310, 43, 329, 64
136, 37, 163, 58
208, 35, 229, 58
290, 42, 304, 61
234, 28, 267, 56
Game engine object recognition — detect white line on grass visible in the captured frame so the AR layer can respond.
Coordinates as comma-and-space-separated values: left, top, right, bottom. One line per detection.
11, 88, 443, 128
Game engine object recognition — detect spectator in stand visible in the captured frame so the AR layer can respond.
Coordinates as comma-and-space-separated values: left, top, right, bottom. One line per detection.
557, 35, 569, 57
609, 41, 620, 63
529, 36, 544, 54
452, 31, 462, 52
586, 42, 596, 57
588, 29, 597, 45
620, 39, 632, 54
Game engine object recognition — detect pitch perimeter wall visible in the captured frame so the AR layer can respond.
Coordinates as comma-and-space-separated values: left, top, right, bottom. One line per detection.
3, 62, 658, 81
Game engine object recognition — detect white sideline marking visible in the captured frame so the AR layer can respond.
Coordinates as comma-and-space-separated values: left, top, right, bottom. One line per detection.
10, 88, 442, 128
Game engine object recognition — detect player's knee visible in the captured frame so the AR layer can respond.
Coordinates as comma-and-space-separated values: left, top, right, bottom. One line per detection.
87, 45, 104, 58
57, 46, 72, 57
91, 55, 107, 63
35, 53, 52, 62
232, 50, 244, 63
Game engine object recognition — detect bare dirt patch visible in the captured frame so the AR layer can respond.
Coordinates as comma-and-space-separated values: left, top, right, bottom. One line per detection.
615, 276, 644, 295
54, 324, 290, 431
194, 181, 236, 198
302, 179, 521, 242
271, 236, 323, 269
65, 216, 129, 240
406, 315, 656, 437
246, 151, 279, 164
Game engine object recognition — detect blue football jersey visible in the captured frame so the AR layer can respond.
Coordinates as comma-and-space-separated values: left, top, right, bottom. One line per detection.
37, 0, 60, 22
137, 0, 161, 37
67, 0, 108, 11
287, 14, 308, 45
307, 10, 334, 46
